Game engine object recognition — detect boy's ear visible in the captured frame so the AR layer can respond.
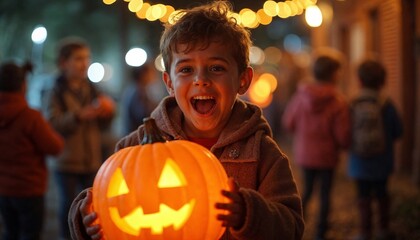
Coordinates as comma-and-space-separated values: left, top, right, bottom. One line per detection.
238, 67, 253, 95
162, 71, 174, 96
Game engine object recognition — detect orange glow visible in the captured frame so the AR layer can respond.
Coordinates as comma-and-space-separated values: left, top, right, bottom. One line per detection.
93, 140, 229, 239
264, 46, 282, 64
259, 73, 278, 92
240, 8, 258, 28
103, 0, 116, 5
135, 2, 150, 19
278, 2, 292, 18
263, 1, 278, 17
106, 160, 194, 236
257, 9, 272, 25
159, 5, 175, 22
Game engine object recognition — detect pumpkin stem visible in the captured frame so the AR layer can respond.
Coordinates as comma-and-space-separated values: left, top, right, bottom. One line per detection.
141, 117, 166, 145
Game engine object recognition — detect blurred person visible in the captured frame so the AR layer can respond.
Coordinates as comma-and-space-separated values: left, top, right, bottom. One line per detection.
45, 37, 115, 240
282, 54, 350, 240
0, 61, 64, 240
120, 62, 158, 136
348, 59, 403, 240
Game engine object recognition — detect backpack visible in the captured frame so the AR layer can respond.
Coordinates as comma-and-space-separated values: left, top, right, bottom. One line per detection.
351, 97, 387, 158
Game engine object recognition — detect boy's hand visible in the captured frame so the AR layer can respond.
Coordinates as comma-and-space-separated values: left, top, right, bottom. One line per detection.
215, 177, 246, 230
80, 190, 104, 240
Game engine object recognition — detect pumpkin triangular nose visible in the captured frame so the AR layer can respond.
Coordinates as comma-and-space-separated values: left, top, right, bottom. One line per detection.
158, 158, 187, 188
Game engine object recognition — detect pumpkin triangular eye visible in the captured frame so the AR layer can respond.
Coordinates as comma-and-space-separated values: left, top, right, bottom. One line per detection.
158, 158, 187, 188
107, 168, 130, 198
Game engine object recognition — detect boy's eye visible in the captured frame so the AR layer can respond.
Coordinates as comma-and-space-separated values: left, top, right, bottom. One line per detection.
210, 65, 225, 72
179, 67, 193, 74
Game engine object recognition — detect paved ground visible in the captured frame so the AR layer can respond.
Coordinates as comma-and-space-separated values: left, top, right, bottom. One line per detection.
1, 140, 419, 240
281, 141, 420, 240
42, 170, 60, 240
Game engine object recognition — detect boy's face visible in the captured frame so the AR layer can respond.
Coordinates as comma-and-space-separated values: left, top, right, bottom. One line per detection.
163, 42, 253, 139
60, 47, 90, 81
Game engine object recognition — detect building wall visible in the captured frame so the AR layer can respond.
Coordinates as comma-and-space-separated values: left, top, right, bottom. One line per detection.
313, 0, 418, 173
413, 0, 420, 186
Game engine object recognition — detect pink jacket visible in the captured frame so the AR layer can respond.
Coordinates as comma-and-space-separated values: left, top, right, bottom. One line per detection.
282, 83, 350, 169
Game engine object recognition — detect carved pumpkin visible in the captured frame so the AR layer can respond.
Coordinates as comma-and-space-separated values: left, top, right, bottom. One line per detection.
92, 118, 229, 240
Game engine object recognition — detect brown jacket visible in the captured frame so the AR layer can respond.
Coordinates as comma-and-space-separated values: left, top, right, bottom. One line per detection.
69, 96, 304, 240
47, 75, 114, 173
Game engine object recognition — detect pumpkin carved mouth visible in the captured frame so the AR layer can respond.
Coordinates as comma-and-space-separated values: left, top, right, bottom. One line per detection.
109, 200, 196, 235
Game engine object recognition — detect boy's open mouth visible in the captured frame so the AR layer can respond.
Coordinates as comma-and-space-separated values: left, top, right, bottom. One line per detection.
191, 96, 216, 114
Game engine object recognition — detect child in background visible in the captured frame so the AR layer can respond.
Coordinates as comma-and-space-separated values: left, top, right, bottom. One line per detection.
348, 59, 403, 240
0, 61, 64, 239
120, 62, 158, 136
68, 1, 304, 240
46, 37, 116, 240
282, 54, 350, 240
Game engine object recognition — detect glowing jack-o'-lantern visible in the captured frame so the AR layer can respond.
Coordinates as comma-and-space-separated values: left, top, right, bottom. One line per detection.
92, 118, 229, 240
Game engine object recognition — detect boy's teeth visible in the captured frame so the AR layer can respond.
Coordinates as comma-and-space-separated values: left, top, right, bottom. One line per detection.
193, 96, 214, 100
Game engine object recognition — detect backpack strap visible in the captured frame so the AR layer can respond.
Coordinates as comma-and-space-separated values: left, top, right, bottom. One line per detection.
351, 96, 390, 112
352, 96, 378, 105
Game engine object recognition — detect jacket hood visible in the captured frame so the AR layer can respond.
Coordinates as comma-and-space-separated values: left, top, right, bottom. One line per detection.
150, 96, 272, 149
0, 93, 27, 128
297, 83, 339, 112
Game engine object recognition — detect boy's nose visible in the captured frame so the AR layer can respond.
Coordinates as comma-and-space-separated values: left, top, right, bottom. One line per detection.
193, 73, 210, 86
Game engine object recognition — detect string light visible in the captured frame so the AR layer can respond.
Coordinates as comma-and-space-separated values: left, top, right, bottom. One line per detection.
102, 0, 319, 29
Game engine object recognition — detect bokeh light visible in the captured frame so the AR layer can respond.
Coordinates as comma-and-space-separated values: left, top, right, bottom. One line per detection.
284, 34, 302, 53
128, 0, 143, 12
103, 0, 116, 5
31, 26, 47, 44
125, 47, 147, 67
88, 62, 105, 83
154, 54, 165, 72
256, 9, 272, 25
250, 46, 265, 65
263, 1, 278, 17
305, 5, 323, 27
248, 71, 279, 108
259, 73, 278, 92
104, 0, 320, 29
264, 46, 282, 65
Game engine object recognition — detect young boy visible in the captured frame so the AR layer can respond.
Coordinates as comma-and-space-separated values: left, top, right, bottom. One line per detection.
282, 54, 350, 240
68, 2, 304, 239
0, 61, 64, 239
348, 59, 403, 240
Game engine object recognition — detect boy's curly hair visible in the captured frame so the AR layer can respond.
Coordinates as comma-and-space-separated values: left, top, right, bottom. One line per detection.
160, 1, 252, 73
